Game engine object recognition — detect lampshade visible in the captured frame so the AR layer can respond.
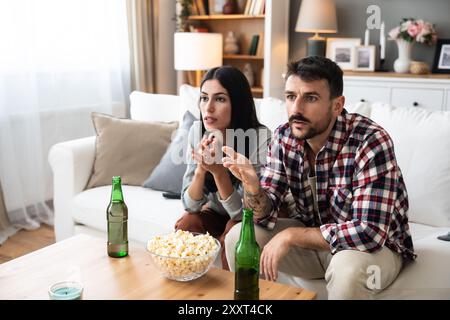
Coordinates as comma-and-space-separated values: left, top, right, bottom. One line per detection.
174, 32, 223, 71
295, 0, 337, 34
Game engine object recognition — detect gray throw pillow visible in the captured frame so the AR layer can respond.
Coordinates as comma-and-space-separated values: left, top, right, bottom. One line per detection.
142, 111, 197, 193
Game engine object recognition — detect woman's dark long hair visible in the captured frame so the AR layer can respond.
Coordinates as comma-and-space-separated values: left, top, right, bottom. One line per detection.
199, 66, 262, 193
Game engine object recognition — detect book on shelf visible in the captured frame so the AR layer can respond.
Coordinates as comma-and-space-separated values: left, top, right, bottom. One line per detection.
203, 0, 209, 15
256, 33, 264, 57
196, 0, 207, 15
237, 0, 247, 14
190, 1, 199, 15
244, 0, 252, 14
248, 34, 260, 55
259, 0, 265, 15
249, 0, 257, 15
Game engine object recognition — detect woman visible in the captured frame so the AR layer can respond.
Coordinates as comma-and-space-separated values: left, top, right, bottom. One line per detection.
175, 66, 271, 270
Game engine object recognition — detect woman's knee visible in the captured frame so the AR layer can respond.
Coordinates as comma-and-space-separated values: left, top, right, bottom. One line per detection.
174, 212, 204, 233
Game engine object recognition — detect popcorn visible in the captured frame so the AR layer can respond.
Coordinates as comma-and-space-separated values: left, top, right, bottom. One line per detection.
147, 230, 220, 281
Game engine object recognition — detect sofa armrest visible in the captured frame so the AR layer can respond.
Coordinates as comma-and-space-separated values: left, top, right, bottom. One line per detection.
48, 136, 96, 241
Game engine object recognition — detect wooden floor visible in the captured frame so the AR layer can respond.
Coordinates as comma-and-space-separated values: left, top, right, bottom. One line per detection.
0, 224, 55, 264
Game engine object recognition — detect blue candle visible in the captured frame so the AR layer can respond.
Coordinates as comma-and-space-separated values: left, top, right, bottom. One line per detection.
48, 281, 83, 300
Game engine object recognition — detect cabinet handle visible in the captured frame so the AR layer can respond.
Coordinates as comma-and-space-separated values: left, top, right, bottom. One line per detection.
360, 99, 366, 102
413, 102, 419, 107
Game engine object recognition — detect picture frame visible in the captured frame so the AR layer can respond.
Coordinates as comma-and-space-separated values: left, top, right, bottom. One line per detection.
326, 38, 361, 70
432, 39, 450, 74
354, 45, 376, 71
208, 0, 226, 14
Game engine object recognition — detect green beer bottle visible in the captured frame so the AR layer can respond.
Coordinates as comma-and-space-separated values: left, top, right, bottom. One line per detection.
234, 208, 260, 300
107, 176, 128, 258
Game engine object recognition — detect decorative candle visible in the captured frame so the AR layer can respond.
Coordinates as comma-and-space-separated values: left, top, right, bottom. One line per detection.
364, 29, 370, 46
48, 281, 83, 300
380, 21, 386, 60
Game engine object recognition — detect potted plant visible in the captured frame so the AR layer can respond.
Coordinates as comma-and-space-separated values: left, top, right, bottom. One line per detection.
176, 0, 194, 32
388, 18, 437, 73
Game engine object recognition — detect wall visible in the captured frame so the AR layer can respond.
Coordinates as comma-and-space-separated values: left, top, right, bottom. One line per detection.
289, 0, 450, 70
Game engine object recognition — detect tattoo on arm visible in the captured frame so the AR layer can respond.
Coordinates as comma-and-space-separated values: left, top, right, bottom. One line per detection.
244, 189, 272, 219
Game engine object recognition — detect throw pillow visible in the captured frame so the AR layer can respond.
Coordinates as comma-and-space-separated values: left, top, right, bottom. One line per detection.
86, 112, 178, 188
142, 111, 197, 194
179, 84, 200, 123
130, 91, 180, 122
370, 104, 450, 227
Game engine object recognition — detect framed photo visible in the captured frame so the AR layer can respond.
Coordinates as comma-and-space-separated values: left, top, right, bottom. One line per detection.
432, 39, 450, 74
326, 38, 361, 70
208, 0, 226, 14
354, 45, 376, 71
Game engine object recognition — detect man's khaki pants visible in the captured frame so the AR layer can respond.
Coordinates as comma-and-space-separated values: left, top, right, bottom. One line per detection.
224, 218, 403, 300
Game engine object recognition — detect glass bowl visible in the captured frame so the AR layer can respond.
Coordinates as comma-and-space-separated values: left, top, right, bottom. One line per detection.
146, 232, 221, 282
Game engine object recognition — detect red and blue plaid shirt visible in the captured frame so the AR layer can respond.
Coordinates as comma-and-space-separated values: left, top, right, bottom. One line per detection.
257, 109, 416, 260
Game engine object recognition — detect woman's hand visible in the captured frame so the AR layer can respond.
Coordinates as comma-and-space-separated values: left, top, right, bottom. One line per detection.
192, 135, 226, 176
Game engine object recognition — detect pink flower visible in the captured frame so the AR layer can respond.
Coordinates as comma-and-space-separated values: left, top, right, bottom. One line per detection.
407, 23, 420, 38
389, 26, 401, 40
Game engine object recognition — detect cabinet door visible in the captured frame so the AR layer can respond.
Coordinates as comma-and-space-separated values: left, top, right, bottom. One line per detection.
343, 85, 390, 105
391, 88, 444, 111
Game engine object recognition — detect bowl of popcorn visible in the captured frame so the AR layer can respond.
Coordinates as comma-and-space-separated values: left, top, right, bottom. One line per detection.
146, 230, 220, 282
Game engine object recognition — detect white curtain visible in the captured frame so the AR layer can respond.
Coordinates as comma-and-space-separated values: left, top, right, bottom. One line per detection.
0, 0, 130, 242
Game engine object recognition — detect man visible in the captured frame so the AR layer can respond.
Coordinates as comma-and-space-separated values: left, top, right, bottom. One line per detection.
222, 56, 415, 299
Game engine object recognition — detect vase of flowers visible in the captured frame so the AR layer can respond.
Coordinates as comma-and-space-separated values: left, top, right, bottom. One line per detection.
389, 18, 437, 73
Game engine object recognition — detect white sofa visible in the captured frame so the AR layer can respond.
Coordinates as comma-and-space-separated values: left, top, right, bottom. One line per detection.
48, 85, 450, 299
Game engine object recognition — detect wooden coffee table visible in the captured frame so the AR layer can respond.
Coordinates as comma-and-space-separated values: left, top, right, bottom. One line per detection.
0, 234, 316, 300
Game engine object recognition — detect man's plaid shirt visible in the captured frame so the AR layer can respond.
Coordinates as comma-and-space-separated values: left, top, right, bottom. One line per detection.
257, 109, 415, 260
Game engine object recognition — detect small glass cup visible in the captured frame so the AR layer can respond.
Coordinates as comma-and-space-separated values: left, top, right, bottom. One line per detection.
48, 281, 84, 300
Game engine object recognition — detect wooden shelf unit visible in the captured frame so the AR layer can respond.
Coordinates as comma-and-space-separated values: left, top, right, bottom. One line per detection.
251, 87, 264, 94
179, 1, 289, 100
223, 54, 264, 60
188, 14, 265, 21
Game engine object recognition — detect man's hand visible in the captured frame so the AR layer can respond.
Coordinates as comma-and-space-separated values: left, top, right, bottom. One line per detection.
260, 229, 292, 282
222, 146, 260, 194
260, 227, 330, 281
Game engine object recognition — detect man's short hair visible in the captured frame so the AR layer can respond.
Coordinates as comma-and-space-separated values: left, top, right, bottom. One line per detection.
285, 56, 343, 99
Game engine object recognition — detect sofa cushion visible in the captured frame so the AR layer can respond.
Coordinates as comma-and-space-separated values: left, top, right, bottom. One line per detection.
282, 222, 450, 300
142, 111, 197, 194
369, 104, 450, 227
86, 113, 178, 188
345, 101, 372, 117
130, 91, 180, 122
73, 186, 184, 243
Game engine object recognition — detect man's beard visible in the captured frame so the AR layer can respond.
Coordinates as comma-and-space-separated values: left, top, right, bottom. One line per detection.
289, 106, 333, 140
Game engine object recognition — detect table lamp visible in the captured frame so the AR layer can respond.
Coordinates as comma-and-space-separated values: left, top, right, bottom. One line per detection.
295, 0, 337, 57
174, 32, 223, 87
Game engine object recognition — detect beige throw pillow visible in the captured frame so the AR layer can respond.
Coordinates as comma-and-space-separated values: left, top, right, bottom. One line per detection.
86, 113, 178, 189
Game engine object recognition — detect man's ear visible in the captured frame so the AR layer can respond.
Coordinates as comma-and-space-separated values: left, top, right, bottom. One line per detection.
332, 96, 345, 116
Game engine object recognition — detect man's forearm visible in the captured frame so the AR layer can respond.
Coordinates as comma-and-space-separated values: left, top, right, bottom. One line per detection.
244, 188, 272, 220
285, 227, 330, 251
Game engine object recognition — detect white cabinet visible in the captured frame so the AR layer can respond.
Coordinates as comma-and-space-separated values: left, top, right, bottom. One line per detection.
391, 88, 444, 111
446, 90, 450, 110
344, 85, 390, 104
343, 72, 450, 111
